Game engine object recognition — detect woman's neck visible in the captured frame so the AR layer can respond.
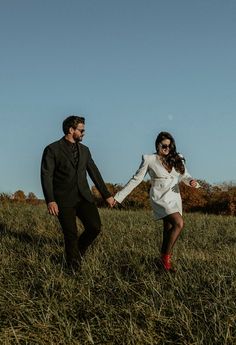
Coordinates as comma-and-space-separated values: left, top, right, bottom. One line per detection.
157, 153, 167, 160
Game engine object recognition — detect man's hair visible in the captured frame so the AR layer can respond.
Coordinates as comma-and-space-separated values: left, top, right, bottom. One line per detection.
62, 115, 85, 134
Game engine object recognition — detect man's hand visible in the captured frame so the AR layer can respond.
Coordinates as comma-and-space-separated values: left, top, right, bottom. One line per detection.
47, 201, 59, 216
106, 196, 116, 208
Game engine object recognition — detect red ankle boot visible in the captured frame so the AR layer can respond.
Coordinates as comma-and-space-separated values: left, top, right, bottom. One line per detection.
161, 254, 171, 270
160, 253, 176, 272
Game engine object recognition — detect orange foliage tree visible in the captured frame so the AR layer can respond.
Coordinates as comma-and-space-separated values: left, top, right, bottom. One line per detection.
92, 181, 151, 209
91, 179, 236, 216
204, 186, 236, 216
13, 190, 26, 202
180, 180, 209, 213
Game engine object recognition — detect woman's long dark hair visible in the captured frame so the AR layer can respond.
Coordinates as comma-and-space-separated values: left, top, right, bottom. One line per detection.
155, 132, 185, 174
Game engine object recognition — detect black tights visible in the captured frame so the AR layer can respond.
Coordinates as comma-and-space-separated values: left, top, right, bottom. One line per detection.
161, 212, 184, 254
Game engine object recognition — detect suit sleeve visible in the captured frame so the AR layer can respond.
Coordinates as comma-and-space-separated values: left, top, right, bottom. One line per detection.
114, 155, 149, 203
41, 146, 56, 203
86, 150, 111, 200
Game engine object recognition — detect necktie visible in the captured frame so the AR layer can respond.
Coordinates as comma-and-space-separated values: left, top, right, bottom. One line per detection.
71, 143, 79, 167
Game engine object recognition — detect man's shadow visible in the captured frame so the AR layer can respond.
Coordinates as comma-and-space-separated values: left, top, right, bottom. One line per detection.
0, 222, 64, 265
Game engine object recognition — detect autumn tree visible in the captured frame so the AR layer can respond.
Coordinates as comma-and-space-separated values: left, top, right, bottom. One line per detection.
91, 183, 121, 207
27, 192, 37, 200
180, 179, 209, 213
205, 186, 236, 216
91, 181, 151, 209
0, 193, 12, 203
26, 192, 39, 205
91, 180, 236, 215
13, 190, 26, 202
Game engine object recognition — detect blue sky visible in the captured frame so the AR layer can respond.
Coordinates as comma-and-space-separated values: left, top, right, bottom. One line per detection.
0, 0, 235, 198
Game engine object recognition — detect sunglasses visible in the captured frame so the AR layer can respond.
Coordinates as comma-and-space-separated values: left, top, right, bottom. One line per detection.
76, 128, 85, 133
160, 143, 170, 149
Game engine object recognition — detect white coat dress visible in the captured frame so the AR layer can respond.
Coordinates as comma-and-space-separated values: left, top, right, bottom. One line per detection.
114, 154, 199, 220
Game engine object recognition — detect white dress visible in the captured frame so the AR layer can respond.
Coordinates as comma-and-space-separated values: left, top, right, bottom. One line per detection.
114, 154, 199, 220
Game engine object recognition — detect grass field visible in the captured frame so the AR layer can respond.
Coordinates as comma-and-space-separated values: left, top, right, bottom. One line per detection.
0, 202, 235, 344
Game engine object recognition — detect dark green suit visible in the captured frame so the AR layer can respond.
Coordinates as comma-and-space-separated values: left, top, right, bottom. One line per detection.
41, 137, 111, 269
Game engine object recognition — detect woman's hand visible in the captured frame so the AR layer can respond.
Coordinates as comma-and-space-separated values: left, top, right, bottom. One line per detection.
190, 179, 198, 188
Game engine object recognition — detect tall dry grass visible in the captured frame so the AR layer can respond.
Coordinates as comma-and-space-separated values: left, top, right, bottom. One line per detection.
0, 202, 235, 344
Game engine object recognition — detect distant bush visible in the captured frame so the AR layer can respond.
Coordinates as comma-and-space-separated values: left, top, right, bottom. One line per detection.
180, 182, 236, 216
92, 180, 236, 216
2, 180, 235, 215
0, 191, 42, 206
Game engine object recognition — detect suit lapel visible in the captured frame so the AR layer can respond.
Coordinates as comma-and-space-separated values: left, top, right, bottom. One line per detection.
59, 138, 76, 168
77, 143, 84, 170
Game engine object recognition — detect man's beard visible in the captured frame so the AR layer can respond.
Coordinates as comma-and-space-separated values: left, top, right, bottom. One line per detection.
74, 136, 82, 142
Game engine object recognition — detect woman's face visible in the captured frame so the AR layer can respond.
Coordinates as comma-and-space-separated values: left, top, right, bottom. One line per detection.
158, 139, 171, 156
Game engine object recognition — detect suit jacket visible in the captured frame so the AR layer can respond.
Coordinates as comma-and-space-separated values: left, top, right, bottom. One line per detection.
41, 137, 111, 207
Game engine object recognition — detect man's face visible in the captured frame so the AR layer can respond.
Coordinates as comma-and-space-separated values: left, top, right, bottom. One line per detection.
71, 123, 85, 142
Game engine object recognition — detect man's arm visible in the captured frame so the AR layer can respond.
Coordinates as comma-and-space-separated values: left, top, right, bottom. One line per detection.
41, 146, 59, 214
86, 149, 112, 201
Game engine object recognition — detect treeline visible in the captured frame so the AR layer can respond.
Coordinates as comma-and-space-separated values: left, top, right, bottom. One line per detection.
92, 180, 236, 216
0, 190, 42, 205
1, 180, 235, 216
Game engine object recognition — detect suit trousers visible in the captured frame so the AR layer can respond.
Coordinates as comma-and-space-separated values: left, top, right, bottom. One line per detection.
58, 199, 101, 268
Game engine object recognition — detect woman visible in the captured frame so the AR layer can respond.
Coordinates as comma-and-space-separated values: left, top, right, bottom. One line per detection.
114, 132, 200, 272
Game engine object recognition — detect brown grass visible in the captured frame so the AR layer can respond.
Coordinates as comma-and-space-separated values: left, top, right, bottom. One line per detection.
0, 202, 235, 344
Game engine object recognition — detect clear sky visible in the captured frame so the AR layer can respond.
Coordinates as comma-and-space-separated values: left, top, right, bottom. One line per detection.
0, 0, 235, 198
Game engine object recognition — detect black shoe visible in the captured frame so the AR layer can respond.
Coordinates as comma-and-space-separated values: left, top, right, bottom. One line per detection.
65, 258, 81, 275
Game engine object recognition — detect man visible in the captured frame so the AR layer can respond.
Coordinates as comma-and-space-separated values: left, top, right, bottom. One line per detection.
41, 115, 114, 271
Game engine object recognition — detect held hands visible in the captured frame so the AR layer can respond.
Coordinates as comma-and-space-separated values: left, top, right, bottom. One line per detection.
106, 196, 117, 208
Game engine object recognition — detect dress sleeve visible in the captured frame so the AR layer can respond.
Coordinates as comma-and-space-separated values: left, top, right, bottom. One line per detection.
178, 159, 200, 188
114, 155, 149, 203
